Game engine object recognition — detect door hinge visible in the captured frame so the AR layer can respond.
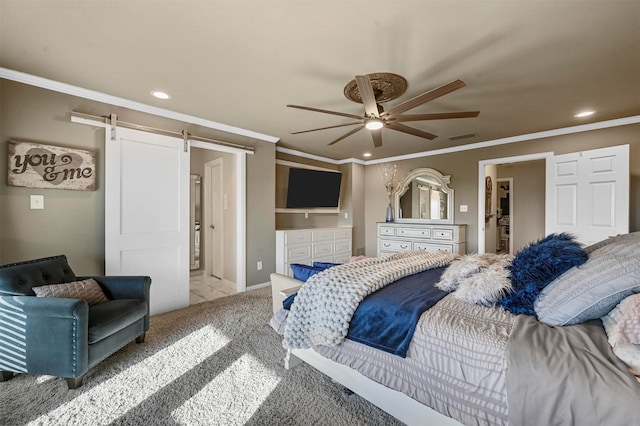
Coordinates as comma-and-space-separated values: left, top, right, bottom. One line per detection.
109, 114, 117, 141
182, 130, 189, 153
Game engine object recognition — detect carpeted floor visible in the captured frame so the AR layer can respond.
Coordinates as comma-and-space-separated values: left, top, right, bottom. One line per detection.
0, 287, 402, 425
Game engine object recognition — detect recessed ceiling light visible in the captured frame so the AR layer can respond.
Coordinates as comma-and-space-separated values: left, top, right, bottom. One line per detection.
363, 152, 372, 157
151, 91, 171, 100
574, 111, 595, 118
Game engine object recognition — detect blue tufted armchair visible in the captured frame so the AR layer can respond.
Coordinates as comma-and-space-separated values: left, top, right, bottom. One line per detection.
0, 255, 151, 389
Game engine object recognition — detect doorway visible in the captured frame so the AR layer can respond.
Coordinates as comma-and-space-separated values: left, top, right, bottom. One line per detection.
478, 152, 552, 255
496, 178, 513, 254
479, 145, 629, 253
189, 149, 240, 305
78, 116, 248, 313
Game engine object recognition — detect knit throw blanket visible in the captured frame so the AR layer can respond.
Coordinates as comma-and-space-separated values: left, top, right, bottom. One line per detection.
283, 250, 457, 350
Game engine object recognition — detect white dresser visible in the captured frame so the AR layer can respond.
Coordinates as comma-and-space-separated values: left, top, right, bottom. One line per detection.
377, 222, 466, 256
276, 226, 353, 276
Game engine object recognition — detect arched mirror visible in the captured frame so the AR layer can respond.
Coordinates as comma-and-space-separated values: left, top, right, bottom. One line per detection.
394, 168, 455, 224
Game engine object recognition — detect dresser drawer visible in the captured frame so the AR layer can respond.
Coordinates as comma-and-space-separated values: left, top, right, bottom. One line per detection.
379, 239, 412, 252
334, 252, 352, 264
285, 231, 312, 244
433, 229, 454, 240
313, 242, 333, 257
396, 227, 432, 238
414, 242, 453, 253
334, 228, 352, 240
313, 229, 334, 242
334, 239, 352, 253
286, 245, 312, 260
378, 226, 395, 237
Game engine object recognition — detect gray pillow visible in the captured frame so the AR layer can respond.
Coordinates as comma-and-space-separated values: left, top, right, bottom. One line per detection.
583, 232, 639, 254
535, 233, 640, 326
33, 278, 109, 305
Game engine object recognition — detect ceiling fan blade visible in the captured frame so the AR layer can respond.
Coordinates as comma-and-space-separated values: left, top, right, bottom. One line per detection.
287, 104, 363, 120
291, 121, 363, 134
386, 122, 438, 140
384, 79, 467, 117
355, 75, 380, 118
393, 111, 480, 122
328, 126, 364, 145
371, 129, 382, 148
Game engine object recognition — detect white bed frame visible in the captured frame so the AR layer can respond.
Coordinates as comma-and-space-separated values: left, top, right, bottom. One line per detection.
271, 273, 462, 426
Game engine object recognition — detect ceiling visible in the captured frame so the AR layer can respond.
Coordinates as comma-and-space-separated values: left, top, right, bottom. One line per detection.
1, 1, 639, 162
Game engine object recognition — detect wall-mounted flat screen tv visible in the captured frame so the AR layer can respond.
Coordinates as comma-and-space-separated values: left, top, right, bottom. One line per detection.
286, 168, 342, 208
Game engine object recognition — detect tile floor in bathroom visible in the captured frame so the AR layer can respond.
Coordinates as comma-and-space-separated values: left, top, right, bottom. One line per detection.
189, 271, 237, 305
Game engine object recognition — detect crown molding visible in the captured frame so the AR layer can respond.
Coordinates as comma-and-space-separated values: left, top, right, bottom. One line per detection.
279, 115, 640, 166
3, 67, 636, 159
0, 67, 279, 144
275, 147, 366, 165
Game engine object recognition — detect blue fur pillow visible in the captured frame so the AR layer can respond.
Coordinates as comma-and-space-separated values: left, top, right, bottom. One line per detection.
500, 233, 587, 316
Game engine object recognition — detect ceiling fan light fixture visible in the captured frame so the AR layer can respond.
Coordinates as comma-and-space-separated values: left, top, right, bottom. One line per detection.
365, 118, 384, 130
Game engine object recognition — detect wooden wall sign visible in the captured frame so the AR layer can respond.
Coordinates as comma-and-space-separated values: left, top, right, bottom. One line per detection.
8, 140, 96, 191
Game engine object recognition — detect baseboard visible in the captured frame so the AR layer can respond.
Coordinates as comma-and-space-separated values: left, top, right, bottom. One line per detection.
246, 280, 271, 290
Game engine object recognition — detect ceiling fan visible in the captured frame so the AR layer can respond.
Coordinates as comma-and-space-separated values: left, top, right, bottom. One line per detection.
287, 72, 479, 148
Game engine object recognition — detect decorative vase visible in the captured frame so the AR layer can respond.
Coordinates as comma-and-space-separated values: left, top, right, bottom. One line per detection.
385, 202, 394, 222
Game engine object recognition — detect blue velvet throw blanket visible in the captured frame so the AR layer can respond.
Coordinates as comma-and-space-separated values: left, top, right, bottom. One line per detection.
346, 266, 448, 358
284, 265, 449, 358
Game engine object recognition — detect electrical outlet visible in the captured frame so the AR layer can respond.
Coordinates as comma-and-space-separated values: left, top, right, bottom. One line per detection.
460, 204, 468, 212
257, 261, 263, 271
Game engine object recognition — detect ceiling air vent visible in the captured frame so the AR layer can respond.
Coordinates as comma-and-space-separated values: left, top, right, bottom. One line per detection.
449, 133, 477, 141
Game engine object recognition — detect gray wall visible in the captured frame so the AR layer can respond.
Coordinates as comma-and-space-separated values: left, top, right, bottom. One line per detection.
364, 124, 640, 255
498, 160, 546, 252
0, 80, 276, 287
2, 78, 639, 284
1, 80, 106, 272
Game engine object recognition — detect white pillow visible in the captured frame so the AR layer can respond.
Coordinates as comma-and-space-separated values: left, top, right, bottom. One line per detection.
601, 294, 640, 377
436, 253, 511, 292
453, 261, 513, 306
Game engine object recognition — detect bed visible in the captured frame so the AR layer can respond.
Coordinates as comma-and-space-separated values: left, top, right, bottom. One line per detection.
269, 233, 640, 425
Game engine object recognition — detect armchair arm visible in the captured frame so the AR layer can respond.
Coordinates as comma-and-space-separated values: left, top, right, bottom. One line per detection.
81, 276, 151, 331
79, 276, 151, 301
0, 296, 88, 378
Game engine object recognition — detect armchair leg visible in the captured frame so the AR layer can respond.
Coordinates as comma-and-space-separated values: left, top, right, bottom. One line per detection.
135, 333, 146, 343
66, 376, 84, 389
1, 371, 13, 382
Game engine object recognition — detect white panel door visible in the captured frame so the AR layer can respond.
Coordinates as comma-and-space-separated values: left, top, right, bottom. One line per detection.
105, 126, 190, 315
205, 158, 223, 279
546, 145, 629, 245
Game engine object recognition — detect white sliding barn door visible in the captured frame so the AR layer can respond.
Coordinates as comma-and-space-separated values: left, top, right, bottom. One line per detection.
105, 126, 190, 315
546, 144, 629, 245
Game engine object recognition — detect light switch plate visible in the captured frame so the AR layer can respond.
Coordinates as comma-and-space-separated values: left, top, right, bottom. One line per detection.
459, 204, 468, 212
30, 195, 44, 210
